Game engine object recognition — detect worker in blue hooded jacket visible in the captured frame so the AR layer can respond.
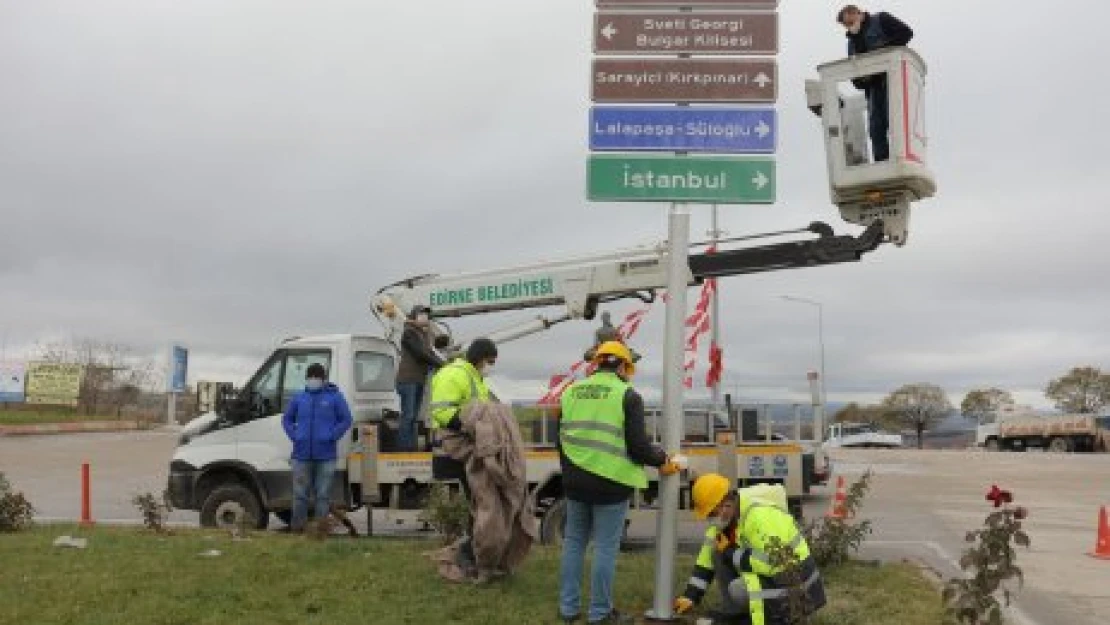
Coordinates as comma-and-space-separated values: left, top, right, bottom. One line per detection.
281, 363, 353, 532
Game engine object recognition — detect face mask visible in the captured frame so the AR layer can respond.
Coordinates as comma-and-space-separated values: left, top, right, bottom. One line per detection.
416, 314, 429, 324
306, 378, 324, 391
847, 23, 861, 34
480, 363, 494, 377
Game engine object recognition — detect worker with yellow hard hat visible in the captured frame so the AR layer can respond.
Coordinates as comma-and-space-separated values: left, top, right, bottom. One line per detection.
673, 474, 827, 625
558, 340, 683, 625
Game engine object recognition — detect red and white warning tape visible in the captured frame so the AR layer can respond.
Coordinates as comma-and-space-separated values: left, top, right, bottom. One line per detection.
538, 261, 722, 403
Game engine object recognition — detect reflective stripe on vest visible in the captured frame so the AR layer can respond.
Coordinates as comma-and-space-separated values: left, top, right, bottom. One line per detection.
738, 502, 812, 577
429, 360, 482, 428
735, 569, 822, 602
559, 372, 647, 490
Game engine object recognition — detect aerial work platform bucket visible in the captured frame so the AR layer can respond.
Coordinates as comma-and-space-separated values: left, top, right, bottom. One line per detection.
807, 47, 936, 246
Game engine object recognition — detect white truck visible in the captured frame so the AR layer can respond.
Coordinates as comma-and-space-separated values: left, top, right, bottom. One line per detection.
823, 422, 903, 449
166, 221, 888, 537
976, 410, 1110, 453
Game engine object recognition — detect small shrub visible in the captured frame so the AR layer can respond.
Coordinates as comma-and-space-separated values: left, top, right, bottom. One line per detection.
132, 490, 174, 534
765, 535, 811, 624
418, 483, 470, 544
0, 472, 35, 532
804, 469, 874, 568
943, 485, 1031, 625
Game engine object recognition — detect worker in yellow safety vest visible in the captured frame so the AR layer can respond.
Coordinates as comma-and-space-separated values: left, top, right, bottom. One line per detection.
674, 475, 827, 625
558, 341, 682, 624
428, 337, 497, 574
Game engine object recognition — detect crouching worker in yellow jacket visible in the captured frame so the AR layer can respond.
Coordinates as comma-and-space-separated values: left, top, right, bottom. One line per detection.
674, 475, 827, 625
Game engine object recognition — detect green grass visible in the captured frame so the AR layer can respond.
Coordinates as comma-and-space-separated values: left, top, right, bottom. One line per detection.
0, 526, 943, 625
0, 408, 102, 425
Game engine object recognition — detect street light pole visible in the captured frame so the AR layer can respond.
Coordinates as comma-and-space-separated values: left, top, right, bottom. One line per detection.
780, 296, 826, 440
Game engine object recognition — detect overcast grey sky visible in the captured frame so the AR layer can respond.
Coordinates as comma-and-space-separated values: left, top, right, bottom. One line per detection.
1, 0, 1107, 409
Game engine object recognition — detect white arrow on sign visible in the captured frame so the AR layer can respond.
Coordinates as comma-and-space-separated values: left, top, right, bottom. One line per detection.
753, 72, 773, 88
755, 120, 771, 139
752, 170, 769, 190
600, 23, 619, 40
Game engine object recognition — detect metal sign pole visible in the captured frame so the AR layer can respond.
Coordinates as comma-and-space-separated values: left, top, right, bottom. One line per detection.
648, 202, 690, 620
710, 205, 722, 411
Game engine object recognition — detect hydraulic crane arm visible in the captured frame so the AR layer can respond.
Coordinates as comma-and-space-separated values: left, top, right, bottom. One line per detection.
371, 221, 884, 348
689, 220, 883, 278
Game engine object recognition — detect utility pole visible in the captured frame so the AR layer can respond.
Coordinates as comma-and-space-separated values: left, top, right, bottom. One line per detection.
709, 205, 723, 411
780, 296, 826, 442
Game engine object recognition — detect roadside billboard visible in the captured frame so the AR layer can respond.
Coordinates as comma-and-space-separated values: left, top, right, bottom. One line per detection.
0, 362, 26, 402
25, 362, 85, 407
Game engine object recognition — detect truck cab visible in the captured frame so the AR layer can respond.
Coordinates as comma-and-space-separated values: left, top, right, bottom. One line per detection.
167, 334, 399, 528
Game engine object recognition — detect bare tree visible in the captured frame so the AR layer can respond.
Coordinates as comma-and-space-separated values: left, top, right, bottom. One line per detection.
883, 383, 953, 449
960, 388, 1015, 423
34, 339, 158, 416
1045, 366, 1110, 414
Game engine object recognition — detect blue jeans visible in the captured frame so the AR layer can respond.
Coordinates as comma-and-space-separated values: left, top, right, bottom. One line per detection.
291, 459, 336, 531
559, 499, 630, 622
396, 382, 424, 452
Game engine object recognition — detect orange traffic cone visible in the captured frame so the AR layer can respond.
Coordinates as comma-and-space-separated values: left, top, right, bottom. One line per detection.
1089, 506, 1110, 560
825, 476, 849, 519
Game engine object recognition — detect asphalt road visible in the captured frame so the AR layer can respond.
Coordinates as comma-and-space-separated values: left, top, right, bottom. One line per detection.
3, 431, 1107, 624
830, 448, 1110, 625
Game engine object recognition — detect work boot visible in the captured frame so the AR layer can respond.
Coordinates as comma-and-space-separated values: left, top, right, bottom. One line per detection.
588, 609, 635, 624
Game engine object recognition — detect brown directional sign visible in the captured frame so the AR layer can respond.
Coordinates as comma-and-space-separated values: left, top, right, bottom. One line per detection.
597, 0, 778, 7
594, 12, 778, 55
592, 58, 777, 103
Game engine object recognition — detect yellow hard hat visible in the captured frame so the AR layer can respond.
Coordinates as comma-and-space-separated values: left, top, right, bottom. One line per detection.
691, 473, 731, 520
593, 341, 636, 376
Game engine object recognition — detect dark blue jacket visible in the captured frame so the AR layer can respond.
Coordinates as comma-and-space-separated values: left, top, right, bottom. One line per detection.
847, 12, 914, 92
846, 11, 913, 57
281, 383, 353, 461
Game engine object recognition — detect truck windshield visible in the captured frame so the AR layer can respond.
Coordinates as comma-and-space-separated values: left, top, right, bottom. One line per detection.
355, 351, 395, 392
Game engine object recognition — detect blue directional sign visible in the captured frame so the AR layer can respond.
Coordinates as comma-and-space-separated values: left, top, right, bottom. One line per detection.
589, 106, 777, 153
169, 345, 188, 394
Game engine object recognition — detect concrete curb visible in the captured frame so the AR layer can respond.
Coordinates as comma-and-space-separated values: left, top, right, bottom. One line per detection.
0, 421, 159, 437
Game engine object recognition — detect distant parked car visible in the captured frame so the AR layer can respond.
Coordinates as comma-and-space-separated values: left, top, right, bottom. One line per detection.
823, 422, 903, 449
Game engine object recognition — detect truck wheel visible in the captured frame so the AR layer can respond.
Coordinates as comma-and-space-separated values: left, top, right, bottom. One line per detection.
200, 484, 268, 530
539, 498, 566, 546
1048, 437, 1072, 453
985, 439, 1001, 452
